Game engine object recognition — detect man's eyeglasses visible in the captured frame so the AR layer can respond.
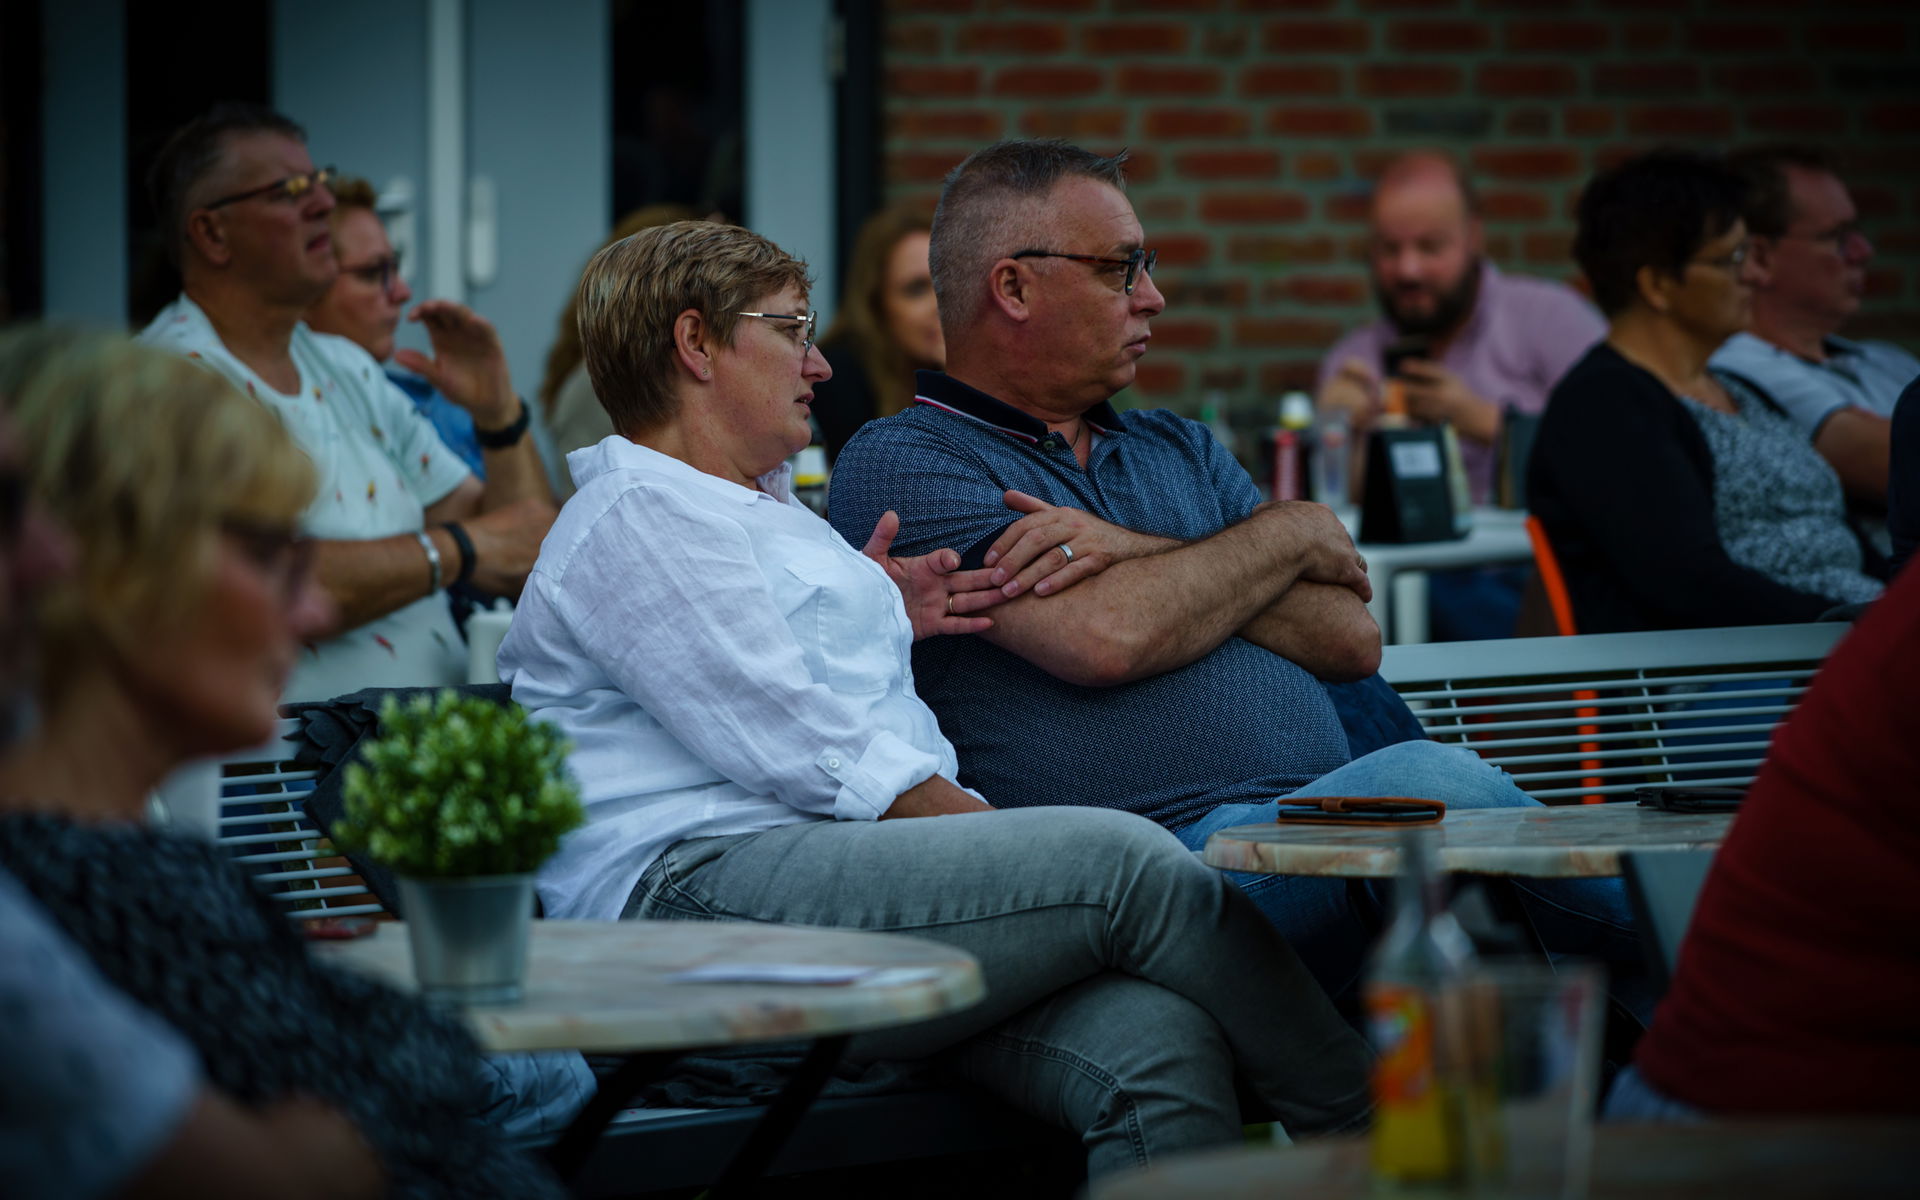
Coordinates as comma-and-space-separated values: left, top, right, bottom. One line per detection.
203, 166, 336, 211
1784, 222, 1867, 255
221, 517, 315, 604
1011, 247, 1157, 295
343, 251, 403, 293
735, 310, 818, 355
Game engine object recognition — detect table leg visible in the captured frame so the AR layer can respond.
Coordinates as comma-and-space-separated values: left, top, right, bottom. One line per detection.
1366, 566, 1392, 645
545, 1050, 685, 1180
1391, 569, 1429, 644
706, 1034, 852, 1198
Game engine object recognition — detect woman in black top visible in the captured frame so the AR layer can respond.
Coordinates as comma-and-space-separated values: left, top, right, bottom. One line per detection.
1528, 151, 1884, 633
812, 205, 945, 461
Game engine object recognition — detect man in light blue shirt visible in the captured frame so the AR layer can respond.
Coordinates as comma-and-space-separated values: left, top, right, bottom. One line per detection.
1712, 146, 1920, 510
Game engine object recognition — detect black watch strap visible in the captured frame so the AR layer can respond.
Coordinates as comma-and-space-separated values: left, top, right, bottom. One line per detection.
442, 521, 477, 588
475, 399, 530, 449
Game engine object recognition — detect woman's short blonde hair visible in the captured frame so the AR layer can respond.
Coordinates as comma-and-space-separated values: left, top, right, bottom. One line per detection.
537, 203, 700, 421
0, 328, 317, 699
575, 220, 810, 437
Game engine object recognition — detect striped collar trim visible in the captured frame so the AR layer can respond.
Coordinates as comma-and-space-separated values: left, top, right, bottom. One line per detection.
912, 370, 1126, 444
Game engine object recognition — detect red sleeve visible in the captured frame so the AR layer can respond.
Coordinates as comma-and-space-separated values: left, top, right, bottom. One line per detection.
1634, 569, 1920, 1113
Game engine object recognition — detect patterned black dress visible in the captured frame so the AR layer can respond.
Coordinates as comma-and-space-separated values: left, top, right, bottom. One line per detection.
0, 814, 566, 1199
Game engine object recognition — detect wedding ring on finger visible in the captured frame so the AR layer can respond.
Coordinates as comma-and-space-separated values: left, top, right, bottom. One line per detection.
946, 594, 955, 616
1057, 543, 1075, 564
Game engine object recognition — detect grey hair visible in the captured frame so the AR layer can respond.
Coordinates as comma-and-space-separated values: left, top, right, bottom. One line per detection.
929, 139, 1130, 333
147, 103, 308, 269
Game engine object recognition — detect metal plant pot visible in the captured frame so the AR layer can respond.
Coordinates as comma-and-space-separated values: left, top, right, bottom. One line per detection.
395, 873, 536, 1005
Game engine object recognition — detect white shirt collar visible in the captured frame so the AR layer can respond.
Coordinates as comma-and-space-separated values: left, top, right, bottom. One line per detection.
567, 435, 794, 507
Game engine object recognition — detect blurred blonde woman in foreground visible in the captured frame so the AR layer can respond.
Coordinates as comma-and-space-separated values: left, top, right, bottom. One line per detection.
0, 328, 567, 1198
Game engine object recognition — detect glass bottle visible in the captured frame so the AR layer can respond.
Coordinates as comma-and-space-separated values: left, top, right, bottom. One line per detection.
1366, 832, 1491, 1190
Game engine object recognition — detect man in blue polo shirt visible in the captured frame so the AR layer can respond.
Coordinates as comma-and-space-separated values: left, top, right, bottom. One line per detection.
830, 139, 1639, 999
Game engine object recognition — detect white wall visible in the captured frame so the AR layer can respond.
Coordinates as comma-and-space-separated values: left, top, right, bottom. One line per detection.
40, 0, 126, 323
274, 0, 608, 398
275, 0, 431, 350
745, 0, 836, 319
466, 0, 609, 398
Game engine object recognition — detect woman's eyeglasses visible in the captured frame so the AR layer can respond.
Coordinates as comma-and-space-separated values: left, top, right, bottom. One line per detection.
735, 311, 818, 355
221, 517, 316, 603
1689, 243, 1750, 274
342, 252, 403, 293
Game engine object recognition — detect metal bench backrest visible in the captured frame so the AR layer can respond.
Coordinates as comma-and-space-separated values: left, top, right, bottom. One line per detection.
1379, 623, 1847, 803
215, 716, 384, 921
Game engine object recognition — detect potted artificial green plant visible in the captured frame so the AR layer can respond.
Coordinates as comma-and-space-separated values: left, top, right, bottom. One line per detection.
333, 690, 585, 1004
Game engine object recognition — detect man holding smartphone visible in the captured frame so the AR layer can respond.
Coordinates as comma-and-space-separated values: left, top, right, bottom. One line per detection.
1316, 152, 1604, 504
1316, 152, 1604, 638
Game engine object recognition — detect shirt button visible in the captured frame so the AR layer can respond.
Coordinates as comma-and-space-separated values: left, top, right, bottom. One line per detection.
826, 757, 842, 769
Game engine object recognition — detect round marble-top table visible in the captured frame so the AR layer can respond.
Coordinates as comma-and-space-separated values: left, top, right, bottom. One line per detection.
314, 919, 985, 1054
1204, 803, 1734, 879
1091, 1120, 1920, 1200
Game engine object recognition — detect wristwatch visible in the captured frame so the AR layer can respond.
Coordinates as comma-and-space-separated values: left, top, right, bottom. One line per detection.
475, 398, 530, 449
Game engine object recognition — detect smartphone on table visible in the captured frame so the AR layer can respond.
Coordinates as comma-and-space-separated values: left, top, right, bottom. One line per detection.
1274, 797, 1445, 827
1634, 787, 1744, 814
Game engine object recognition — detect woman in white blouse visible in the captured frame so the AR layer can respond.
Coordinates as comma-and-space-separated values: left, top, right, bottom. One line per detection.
498, 221, 1371, 1178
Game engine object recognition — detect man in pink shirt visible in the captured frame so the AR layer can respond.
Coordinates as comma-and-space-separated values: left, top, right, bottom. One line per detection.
1317, 152, 1604, 507
1316, 152, 1603, 639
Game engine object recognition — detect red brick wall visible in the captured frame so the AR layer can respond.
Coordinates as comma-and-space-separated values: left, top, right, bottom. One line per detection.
880, 0, 1920, 424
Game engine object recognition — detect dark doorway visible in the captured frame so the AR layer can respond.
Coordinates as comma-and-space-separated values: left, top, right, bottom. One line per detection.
609, 0, 744, 226
124, 0, 272, 326
2, 0, 46, 322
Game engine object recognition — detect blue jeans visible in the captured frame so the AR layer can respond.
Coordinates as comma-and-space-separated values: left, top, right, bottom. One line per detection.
1173, 741, 1642, 1006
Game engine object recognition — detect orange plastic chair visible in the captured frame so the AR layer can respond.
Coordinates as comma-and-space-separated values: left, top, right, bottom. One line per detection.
1524, 515, 1578, 638
1525, 517, 1604, 802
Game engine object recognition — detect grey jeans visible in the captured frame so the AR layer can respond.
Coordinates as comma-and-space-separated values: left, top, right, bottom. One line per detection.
624, 806, 1371, 1176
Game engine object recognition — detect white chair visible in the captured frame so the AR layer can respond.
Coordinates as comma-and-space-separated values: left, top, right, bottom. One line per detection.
212, 717, 381, 921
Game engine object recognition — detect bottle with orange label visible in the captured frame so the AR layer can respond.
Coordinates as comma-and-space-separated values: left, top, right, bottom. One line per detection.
1365, 832, 1496, 1190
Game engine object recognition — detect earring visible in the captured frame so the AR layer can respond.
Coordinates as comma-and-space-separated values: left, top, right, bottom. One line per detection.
701, 367, 710, 378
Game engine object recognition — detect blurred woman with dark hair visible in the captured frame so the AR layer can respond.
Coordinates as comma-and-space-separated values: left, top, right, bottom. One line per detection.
811, 204, 945, 461
1528, 149, 1884, 633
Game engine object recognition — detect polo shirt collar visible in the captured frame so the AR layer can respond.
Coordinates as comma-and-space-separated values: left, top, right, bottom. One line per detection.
912, 370, 1128, 445
1822, 334, 1865, 361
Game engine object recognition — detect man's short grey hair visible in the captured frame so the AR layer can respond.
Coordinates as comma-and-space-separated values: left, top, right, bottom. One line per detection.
1725, 144, 1838, 239
147, 103, 308, 269
929, 140, 1130, 333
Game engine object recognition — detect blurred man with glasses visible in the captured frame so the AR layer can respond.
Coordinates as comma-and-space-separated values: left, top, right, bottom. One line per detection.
1713, 146, 1920, 517
139, 105, 554, 702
